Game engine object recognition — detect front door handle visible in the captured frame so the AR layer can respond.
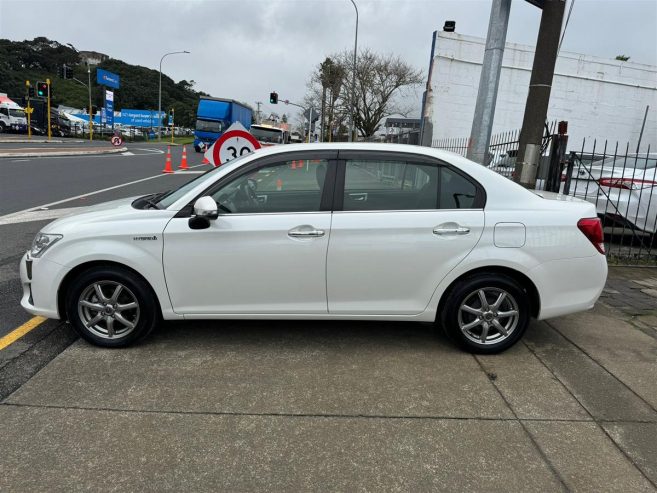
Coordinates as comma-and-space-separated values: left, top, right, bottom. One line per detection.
433, 224, 470, 236
288, 225, 326, 238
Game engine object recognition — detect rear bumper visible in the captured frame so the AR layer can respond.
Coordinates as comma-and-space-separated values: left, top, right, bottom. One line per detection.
532, 254, 608, 320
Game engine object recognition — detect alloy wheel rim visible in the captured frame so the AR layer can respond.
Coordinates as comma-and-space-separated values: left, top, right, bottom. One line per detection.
457, 287, 519, 345
77, 281, 140, 339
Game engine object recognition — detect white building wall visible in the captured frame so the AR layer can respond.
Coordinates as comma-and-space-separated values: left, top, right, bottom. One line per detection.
429, 32, 657, 151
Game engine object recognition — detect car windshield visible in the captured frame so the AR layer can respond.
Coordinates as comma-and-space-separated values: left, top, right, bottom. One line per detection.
9, 109, 25, 118
598, 156, 657, 170
156, 153, 251, 208
196, 119, 225, 133
251, 126, 284, 144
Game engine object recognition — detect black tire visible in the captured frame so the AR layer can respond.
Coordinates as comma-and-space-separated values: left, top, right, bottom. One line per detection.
0, 122, 6, 133
65, 266, 160, 348
439, 273, 530, 354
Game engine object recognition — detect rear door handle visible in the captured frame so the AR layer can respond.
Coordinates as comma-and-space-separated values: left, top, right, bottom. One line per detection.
348, 192, 368, 202
433, 225, 470, 236
288, 225, 326, 238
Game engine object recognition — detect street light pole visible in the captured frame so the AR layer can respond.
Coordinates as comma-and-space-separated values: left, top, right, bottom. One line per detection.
87, 66, 93, 142
158, 50, 190, 141
348, 0, 358, 142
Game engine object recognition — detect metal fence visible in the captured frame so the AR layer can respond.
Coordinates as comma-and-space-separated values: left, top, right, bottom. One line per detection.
433, 130, 656, 264
562, 141, 656, 264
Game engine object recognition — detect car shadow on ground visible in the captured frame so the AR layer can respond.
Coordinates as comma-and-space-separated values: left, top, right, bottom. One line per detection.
139, 318, 460, 353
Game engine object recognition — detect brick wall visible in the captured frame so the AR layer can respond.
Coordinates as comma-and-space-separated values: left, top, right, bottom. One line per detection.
429, 32, 657, 151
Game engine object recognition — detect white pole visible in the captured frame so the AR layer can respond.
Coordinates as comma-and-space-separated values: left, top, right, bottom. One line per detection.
158, 50, 190, 141
348, 0, 358, 142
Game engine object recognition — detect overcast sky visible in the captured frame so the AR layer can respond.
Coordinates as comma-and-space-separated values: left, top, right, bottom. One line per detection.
1, 0, 656, 121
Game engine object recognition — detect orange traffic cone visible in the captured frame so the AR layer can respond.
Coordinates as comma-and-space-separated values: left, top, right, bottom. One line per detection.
162, 146, 174, 174
202, 154, 210, 165
179, 145, 189, 170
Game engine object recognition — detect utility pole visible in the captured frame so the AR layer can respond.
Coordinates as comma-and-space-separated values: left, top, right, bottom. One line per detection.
25, 80, 32, 140
46, 78, 52, 141
515, 0, 566, 188
255, 101, 262, 124
348, 0, 358, 142
467, 0, 511, 164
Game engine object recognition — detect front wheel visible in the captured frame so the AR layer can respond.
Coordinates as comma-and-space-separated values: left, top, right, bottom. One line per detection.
65, 266, 160, 347
440, 274, 530, 354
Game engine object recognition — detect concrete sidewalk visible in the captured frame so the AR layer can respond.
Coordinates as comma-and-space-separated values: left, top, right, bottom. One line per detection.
1, 302, 656, 490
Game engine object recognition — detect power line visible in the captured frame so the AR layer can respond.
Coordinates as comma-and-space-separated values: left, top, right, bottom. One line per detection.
557, 0, 576, 54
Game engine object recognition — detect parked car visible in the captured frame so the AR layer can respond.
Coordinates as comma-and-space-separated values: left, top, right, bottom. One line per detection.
20, 144, 607, 353
563, 153, 657, 234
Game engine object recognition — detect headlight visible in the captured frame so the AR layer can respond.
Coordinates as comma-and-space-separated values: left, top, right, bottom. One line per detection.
30, 233, 62, 258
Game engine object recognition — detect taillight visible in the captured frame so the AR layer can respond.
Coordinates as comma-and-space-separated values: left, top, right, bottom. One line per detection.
599, 177, 657, 190
577, 218, 605, 254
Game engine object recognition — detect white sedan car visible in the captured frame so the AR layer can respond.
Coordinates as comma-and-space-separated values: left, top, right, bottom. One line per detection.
20, 144, 607, 353
565, 153, 657, 233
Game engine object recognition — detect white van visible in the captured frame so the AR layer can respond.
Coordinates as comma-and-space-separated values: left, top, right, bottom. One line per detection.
0, 93, 28, 133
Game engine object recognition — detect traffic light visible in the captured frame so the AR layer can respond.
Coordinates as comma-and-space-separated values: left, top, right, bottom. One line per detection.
87, 105, 98, 116
59, 64, 73, 79
36, 81, 48, 98
28, 86, 35, 97
269, 91, 278, 104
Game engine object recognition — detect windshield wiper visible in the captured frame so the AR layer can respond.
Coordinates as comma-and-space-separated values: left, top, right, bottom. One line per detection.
144, 198, 161, 210
142, 190, 170, 210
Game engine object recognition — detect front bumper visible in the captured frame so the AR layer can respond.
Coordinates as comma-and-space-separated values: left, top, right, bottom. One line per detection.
20, 252, 62, 319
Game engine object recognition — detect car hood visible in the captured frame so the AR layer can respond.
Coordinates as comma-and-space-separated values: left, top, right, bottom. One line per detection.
42, 196, 175, 234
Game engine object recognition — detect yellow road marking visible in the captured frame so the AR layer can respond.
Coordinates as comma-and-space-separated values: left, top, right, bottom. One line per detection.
0, 316, 47, 350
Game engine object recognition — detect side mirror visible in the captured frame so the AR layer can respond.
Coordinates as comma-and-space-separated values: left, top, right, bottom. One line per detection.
193, 196, 218, 220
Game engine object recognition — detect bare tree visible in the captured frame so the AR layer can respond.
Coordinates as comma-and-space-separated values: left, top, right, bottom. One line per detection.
307, 49, 423, 139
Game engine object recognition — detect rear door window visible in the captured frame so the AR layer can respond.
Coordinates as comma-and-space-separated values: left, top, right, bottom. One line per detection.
342, 159, 480, 210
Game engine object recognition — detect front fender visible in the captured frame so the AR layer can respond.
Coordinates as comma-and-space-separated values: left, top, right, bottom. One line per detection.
47, 238, 179, 319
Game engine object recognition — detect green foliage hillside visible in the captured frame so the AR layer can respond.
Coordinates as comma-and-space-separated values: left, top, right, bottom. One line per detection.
0, 37, 209, 127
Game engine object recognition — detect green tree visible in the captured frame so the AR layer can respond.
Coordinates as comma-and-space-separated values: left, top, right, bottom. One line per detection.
0, 37, 206, 128
306, 49, 422, 139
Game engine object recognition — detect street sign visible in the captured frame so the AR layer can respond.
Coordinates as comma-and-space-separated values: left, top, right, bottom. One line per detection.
111, 135, 123, 146
96, 68, 120, 89
204, 122, 261, 166
105, 90, 114, 126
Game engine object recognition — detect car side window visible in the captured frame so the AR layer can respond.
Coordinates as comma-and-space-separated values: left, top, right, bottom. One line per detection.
210, 159, 328, 214
342, 159, 480, 211
343, 159, 439, 211
439, 167, 477, 209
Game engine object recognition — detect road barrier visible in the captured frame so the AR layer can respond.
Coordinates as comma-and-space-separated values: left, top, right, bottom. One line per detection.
179, 145, 189, 170
162, 146, 174, 174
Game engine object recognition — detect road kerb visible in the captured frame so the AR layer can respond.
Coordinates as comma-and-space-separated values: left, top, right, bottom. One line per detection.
0, 147, 128, 158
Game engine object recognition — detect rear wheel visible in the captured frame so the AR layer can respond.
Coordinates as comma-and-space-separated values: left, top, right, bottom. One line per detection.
65, 266, 160, 347
440, 274, 530, 354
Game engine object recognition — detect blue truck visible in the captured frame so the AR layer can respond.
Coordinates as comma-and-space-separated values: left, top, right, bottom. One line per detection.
193, 97, 253, 152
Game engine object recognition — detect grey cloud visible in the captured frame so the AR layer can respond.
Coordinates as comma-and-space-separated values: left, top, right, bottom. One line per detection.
1, 0, 655, 122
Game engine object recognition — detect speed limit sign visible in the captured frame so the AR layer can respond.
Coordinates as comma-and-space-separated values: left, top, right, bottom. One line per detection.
209, 123, 262, 167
